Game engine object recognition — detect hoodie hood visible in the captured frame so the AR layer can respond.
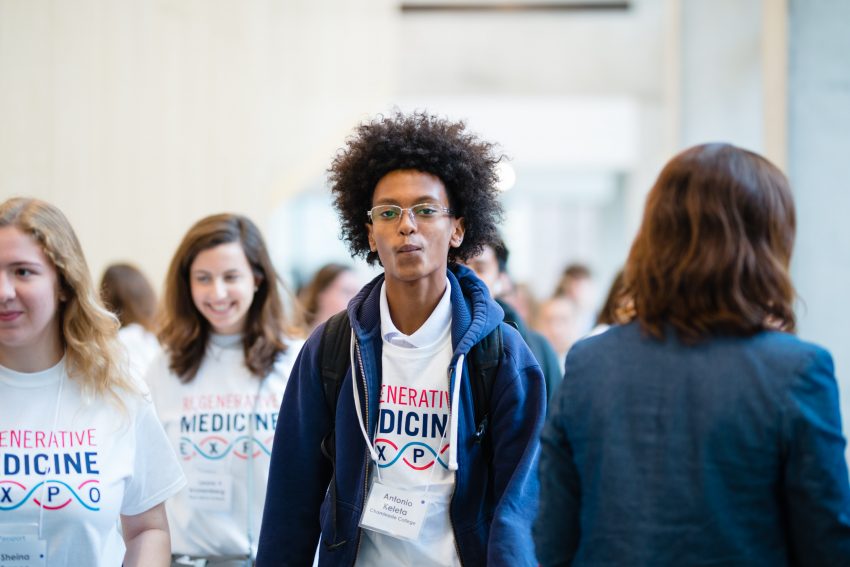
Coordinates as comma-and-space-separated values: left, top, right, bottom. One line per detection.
345, 264, 504, 359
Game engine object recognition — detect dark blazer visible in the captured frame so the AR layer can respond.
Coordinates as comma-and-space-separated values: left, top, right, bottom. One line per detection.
534, 321, 850, 566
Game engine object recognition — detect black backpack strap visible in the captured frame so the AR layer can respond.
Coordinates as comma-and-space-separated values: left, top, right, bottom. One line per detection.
316, 310, 352, 551
467, 325, 503, 463
318, 310, 352, 415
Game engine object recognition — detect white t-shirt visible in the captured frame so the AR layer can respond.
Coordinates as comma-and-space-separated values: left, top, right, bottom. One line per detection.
0, 358, 186, 566
118, 323, 162, 383
356, 282, 460, 567
145, 334, 304, 559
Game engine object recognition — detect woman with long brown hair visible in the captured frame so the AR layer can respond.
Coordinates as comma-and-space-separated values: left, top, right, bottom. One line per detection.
144, 213, 303, 566
534, 144, 850, 565
0, 197, 185, 566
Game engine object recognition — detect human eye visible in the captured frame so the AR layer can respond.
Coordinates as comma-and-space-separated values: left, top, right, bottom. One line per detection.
413, 204, 440, 218
14, 267, 33, 278
193, 273, 211, 284
376, 206, 400, 220
224, 273, 242, 282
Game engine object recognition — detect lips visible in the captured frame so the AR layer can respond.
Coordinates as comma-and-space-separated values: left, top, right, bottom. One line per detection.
205, 303, 234, 314
0, 311, 22, 322
397, 244, 421, 254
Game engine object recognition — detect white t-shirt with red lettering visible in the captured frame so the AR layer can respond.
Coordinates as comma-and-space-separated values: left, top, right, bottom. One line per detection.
356, 282, 461, 567
144, 333, 303, 559
0, 358, 186, 566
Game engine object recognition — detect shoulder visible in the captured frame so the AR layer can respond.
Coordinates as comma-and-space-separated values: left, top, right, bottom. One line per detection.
115, 385, 154, 414
563, 322, 641, 366
142, 350, 175, 385
764, 333, 836, 391
270, 336, 308, 376
87, 381, 157, 430
139, 350, 185, 408
282, 324, 326, 381
716, 330, 833, 378
753, 331, 830, 361
279, 335, 307, 362
488, 322, 547, 392
494, 321, 534, 365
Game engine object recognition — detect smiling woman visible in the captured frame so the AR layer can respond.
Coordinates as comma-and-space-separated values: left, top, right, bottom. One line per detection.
144, 213, 304, 566
189, 242, 258, 336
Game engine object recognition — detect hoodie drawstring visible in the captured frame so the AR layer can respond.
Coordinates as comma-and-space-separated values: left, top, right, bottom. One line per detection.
448, 354, 465, 471
351, 331, 383, 483
351, 331, 467, 476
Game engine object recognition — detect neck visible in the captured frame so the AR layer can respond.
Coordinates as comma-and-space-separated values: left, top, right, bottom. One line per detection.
0, 330, 64, 373
384, 275, 448, 336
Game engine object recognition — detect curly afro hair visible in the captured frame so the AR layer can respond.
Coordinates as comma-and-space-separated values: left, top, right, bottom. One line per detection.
329, 111, 505, 266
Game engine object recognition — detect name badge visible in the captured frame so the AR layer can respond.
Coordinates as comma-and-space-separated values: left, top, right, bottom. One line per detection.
186, 465, 233, 512
359, 482, 429, 541
0, 524, 47, 567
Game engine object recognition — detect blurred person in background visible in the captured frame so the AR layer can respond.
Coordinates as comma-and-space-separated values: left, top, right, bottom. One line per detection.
554, 263, 596, 335
586, 269, 625, 337
464, 237, 563, 400
100, 262, 161, 381
297, 262, 360, 334
534, 295, 582, 363
145, 213, 304, 567
501, 279, 538, 325
534, 143, 850, 566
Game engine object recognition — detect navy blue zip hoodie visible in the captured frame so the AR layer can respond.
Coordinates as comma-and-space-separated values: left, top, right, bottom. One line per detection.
257, 265, 546, 566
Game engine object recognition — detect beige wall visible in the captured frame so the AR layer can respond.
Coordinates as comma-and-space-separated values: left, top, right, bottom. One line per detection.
0, 0, 396, 287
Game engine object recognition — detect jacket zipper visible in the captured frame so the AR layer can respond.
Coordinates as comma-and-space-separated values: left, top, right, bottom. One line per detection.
447, 363, 465, 566
352, 338, 370, 565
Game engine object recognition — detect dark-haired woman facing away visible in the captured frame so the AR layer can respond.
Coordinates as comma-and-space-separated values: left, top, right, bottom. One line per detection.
534, 144, 850, 566
143, 214, 303, 566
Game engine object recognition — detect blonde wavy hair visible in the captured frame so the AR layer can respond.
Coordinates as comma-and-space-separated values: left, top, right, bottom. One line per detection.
0, 198, 137, 404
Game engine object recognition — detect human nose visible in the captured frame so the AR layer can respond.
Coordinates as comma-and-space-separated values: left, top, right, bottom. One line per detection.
0, 272, 14, 302
397, 207, 417, 233
212, 278, 228, 299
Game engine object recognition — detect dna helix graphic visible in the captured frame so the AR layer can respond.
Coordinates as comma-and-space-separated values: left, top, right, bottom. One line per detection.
374, 438, 450, 470
0, 478, 101, 512
179, 435, 274, 461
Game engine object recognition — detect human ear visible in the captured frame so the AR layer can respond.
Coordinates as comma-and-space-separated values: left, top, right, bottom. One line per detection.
366, 223, 377, 252
450, 218, 465, 248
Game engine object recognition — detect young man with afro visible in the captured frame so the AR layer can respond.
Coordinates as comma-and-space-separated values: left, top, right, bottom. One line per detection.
257, 112, 546, 566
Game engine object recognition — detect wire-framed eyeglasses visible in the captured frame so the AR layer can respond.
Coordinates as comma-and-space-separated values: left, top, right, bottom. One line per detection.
366, 203, 454, 224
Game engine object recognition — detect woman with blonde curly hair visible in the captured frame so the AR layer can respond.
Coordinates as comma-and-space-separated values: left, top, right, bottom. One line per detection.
0, 197, 185, 566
